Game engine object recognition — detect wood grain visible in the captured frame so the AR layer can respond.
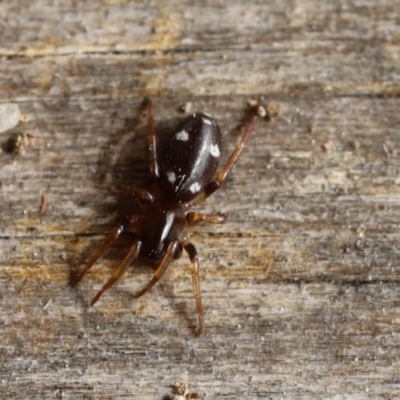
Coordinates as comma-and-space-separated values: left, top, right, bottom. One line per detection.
1, 1, 400, 399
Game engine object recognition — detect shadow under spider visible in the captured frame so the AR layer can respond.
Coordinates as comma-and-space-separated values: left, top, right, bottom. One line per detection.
69, 100, 182, 294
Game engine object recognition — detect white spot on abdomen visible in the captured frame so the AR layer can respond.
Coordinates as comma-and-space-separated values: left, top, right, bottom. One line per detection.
202, 118, 213, 125
210, 144, 220, 157
189, 182, 202, 193
167, 171, 176, 183
175, 130, 189, 141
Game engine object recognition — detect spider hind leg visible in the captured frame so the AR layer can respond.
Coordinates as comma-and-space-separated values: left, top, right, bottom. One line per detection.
71, 225, 124, 287
90, 241, 142, 305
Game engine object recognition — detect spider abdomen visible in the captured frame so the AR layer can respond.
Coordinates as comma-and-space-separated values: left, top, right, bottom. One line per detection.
157, 113, 222, 203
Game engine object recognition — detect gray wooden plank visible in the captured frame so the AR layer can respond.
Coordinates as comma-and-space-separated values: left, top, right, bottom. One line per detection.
1, 1, 400, 399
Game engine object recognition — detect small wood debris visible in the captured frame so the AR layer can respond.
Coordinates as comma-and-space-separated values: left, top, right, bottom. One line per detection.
256, 104, 267, 118
39, 193, 48, 215
247, 99, 283, 120
178, 102, 193, 113
265, 101, 283, 119
382, 142, 392, 157
247, 98, 259, 108
42, 298, 53, 310
321, 141, 330, 152
166, 381, 205, 400
4, 132, 35, 154
349, 139, 360, 150
0, 104, 21, 133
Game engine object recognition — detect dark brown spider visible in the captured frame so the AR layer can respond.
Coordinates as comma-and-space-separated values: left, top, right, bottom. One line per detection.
72, 99, 259, 336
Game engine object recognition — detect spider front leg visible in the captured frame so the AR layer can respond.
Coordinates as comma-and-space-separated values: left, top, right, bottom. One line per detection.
181, 236, 203, 336
186, 212, 227, 226
131, 239, 179, 299
194, 107, 258, 203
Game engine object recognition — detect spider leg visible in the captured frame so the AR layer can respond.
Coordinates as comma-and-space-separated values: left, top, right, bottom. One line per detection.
145, 98, 160, 179
186, 212, 227, 226
181, 237, 203, 336
131, 239, 179, 299
91, 241, 142, 306
117, 187, 155, 208
194, 107, 258, 203
72, 225, 124, 286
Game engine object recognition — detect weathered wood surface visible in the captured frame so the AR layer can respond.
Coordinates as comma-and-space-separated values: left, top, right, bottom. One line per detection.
1, 1, 400, 399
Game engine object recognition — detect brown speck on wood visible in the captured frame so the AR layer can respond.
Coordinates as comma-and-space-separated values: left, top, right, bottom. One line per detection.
39, 193, 48, 215
349, 139, 360, 150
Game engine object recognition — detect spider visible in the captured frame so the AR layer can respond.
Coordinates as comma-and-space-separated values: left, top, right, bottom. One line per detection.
72, 98, 259, 336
